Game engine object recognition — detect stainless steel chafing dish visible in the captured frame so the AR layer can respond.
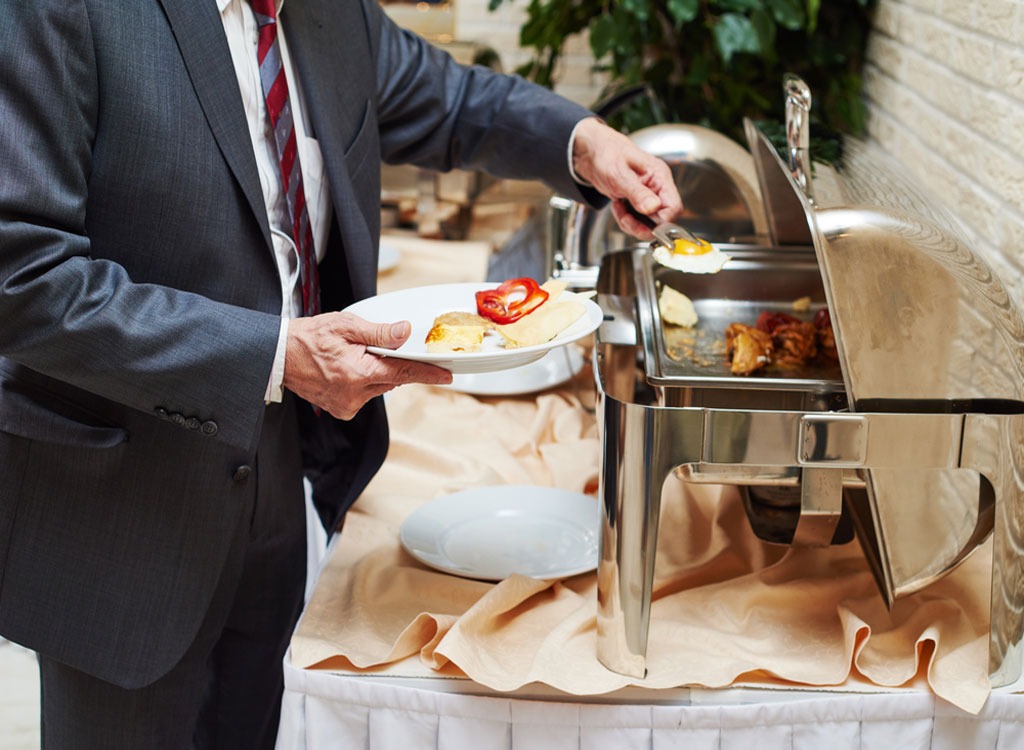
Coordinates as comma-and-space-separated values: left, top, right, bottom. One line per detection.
593, 77, 1024, 685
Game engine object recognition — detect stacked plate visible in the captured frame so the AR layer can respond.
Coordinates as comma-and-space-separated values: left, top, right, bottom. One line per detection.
399, 485, 599, 581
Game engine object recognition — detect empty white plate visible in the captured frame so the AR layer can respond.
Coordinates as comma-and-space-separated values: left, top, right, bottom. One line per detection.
399, 485, 599, 581
378, 242, 401, 273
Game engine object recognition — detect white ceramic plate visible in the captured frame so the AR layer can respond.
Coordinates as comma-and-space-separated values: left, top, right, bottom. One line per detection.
448, 346, 584, 396
399, 485, 599, 581
344, 282, 603, 374
378, 242, 401, 273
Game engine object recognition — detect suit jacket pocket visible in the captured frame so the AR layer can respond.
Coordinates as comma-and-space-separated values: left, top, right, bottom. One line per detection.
0, 382, 127, 448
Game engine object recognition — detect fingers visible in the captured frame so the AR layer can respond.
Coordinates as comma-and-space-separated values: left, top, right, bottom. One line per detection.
328, 357, 452, 420
611, 157, 681, 237
647, 169, 684, 223
282, 312, 453, 420
618, 152, 669, 213
370, 357, 453, 389
616, 168, 662, 216
330, 359, 452, 419
623, 154, 681, 218
611, 199, 655, 239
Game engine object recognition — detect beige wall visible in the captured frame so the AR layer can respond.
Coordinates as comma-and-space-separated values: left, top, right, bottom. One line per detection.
863, 0, 1024, 301
451, 0, 1022, 297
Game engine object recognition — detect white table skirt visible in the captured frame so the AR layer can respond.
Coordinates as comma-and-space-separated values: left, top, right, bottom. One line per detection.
286, 495, 1024, 749
277, 658, 1024, 750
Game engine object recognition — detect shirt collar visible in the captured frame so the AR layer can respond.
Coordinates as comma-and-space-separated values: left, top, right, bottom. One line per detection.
217, 0, 285, 14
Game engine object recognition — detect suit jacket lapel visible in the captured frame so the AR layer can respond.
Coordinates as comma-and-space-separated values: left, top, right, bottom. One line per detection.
282, 0, 378, 298
157, 0, 273, 248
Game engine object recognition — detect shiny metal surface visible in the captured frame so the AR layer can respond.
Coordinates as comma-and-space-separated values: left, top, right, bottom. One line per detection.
621, 200, 707, 250
635, 249, 844, 394
792, 468, 843, 547
799, 414, 867, 465
813, 175, 1024, 406
963, 412, 1024, 686
649, 220, 700, 250
783, 74, 814, 203
744, 118, 814, 246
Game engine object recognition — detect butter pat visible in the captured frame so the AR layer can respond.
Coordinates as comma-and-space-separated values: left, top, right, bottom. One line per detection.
658, 285, 698, 327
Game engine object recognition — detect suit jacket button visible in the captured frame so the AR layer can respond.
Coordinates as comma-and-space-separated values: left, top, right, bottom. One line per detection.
201, 420, 218, 436
184, 417, 201, 430
170, 413, 186, 427
154, 407, 169, 420
232, 465, 252, 483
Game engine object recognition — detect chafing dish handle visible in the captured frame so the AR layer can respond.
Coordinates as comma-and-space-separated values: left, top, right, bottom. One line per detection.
784, 73, 815, 203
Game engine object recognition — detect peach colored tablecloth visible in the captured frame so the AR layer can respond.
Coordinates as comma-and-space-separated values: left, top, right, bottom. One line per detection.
377, 232, 492, 294
291, 373, 996, 714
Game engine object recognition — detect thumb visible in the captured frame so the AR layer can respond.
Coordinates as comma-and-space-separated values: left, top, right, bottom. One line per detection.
367, 320, 412, 350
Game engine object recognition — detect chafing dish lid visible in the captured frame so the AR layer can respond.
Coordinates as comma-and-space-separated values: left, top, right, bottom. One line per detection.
745, 119, 1024, 407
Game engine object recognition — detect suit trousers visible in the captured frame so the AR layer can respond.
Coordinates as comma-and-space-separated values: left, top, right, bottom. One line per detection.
38, 395, 309, 750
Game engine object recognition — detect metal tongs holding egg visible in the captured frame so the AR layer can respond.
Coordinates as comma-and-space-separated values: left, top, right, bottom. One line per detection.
625, 202, 732, 274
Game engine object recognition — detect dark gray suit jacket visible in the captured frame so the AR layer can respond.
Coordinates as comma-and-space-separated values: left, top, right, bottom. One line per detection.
0, 0, 596, 689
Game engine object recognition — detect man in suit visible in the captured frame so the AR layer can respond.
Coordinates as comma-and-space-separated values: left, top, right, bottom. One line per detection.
0, 0, 680, 747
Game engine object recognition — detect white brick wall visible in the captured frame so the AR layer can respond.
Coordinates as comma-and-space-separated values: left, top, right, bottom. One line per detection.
861, 0, 1024, 303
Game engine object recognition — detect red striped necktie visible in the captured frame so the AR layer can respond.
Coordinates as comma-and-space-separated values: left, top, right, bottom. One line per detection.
251, 0, 320, 317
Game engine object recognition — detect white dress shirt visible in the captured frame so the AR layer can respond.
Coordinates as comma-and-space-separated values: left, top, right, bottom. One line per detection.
219, 0, 331, 402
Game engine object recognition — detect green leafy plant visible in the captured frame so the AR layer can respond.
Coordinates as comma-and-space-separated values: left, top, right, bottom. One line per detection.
489, 0, 876, 149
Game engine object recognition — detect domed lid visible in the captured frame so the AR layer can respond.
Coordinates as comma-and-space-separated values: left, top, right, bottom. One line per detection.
744, 118, 1024, 408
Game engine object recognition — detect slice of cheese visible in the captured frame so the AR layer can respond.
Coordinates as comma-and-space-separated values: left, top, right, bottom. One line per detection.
540, 278, 569, 298
493, 290, 586, 349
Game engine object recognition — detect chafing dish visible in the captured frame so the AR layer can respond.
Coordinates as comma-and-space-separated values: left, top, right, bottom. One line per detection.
594, 79, 1024, 685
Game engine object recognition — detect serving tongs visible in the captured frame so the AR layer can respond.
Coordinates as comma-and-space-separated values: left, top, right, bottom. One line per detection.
624, 203, 716, 255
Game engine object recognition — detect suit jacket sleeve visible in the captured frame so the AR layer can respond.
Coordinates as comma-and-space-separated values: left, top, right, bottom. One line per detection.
366, 0, 603, 205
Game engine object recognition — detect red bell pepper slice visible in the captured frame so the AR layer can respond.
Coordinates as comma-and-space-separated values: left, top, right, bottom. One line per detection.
475, 278, 550, 324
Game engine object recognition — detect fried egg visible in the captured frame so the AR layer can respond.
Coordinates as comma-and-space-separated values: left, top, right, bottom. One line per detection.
652, 237, 731, 274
